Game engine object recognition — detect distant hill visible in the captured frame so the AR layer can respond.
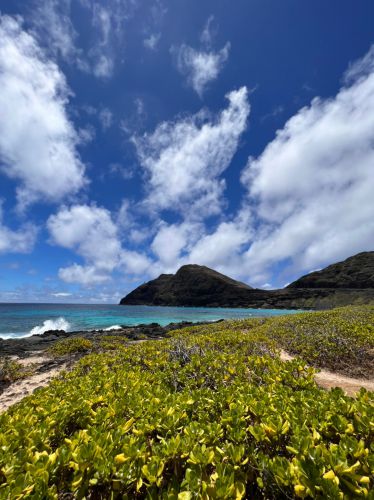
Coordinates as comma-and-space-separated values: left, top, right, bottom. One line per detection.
121, 264, 254, 307
120, 252, 374, 309
287, 252, 374, 289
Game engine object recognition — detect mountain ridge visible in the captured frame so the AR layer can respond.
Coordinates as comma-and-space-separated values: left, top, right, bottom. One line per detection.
120, 251, 374, 309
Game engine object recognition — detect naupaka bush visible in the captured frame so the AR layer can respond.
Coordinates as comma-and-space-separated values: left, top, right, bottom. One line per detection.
0, 306, 373, 498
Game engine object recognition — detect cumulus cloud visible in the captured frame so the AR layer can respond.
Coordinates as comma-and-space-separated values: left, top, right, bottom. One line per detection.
0, 201, 37, 254
151, 222, 202, 267
0, 15, 86, 210
0, 225, 36, 254
145, 207, 253, 280
140, 46, 374, 288
0, 203, 37, 254
120, 250, 152, 275
47, 204, 122, 284
58, 264, 111, 286
47, 204, 152, 285
133, 87, 249, 217
175, 42, 230, 97
240, 45, 374, 281
187, 210, 252, 275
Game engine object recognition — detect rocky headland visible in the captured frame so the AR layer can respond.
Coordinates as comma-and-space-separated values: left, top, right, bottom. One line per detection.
120, 252, 374, 309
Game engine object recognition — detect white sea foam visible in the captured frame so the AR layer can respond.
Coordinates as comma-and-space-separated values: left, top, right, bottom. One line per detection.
104, 325, 122, 331
29, 317, 71, 336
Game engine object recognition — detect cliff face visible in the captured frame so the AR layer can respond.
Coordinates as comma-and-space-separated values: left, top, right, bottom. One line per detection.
120, 252, 374, 309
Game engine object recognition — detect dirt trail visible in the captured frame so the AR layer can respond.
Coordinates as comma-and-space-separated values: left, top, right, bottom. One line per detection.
0, 340, 151, 414
0, 355, 68, 414
280, 350, 374, 396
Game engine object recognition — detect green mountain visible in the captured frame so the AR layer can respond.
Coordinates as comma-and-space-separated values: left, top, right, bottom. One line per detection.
287, 252, 374, 289
121, 264, 254, 307
120, 252, 374, 309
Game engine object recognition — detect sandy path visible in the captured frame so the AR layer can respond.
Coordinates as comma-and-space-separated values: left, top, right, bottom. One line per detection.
280, 350, 374, 396
0, 355, 68, 414
0, 340, 150, 414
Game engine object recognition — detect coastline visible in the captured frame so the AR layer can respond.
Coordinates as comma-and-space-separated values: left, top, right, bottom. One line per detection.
0, 320, 217, 357
0, 321, 214, 413
1, 314, 374, 414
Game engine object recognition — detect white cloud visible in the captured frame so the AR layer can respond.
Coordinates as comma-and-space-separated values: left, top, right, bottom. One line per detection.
47, 204, 152, 285
133, 87, 249, 217
78, 125, 96, 144
99, 107, 113, 130
0, 203, 37, 254
151, 222, 202, 266
116, 199, 151, 244
82, 0, 136, 79
30, 0, 135, 78
187, 211, 252, 275
30, 0, 78, 61
120, 250, 152, 275
200, 15, 215, 47
58, 264, 111, 285
52, 292, 72, 297
90, 4, 114, 78
344, 45, 374, 84
92, 54, 114, 78
146, 208, 253, 280
144, 33, 160, 51
47, 205, 120, 268
240, 45, 374, 280
175, 42, 230, 97
139, 46, 374, 289
30, 0, 91, 73
0, 15, 86, 210
48, 204, 122, 285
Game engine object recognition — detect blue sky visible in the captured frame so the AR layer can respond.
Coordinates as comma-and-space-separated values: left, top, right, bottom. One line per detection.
0, 0, 373, 303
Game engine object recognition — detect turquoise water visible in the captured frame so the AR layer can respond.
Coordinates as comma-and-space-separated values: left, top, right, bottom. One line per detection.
0, 303, 299, 339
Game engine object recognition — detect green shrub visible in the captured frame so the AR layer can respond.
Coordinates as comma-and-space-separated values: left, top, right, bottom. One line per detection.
0, 306, 373, 498
99, 336, 128, 351
263, 306, 374, 377
47, 337, 93, 358
0, 358, 33, 385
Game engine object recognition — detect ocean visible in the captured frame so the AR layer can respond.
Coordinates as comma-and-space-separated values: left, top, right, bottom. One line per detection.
0, 303, 299, 339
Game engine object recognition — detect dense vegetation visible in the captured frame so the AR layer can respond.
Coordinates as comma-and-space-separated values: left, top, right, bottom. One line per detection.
0, 306, 373, 498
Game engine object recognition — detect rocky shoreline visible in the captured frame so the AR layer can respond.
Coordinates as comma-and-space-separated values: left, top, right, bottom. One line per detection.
0, 320, 221, 357
0, 320, 222, 411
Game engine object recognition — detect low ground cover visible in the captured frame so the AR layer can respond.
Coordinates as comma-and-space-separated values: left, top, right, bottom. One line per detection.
0, 306, 373, 498
0, 358, 34, 388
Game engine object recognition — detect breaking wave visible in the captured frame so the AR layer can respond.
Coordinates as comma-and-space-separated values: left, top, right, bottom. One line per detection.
29, 317, 71, 336
104, 325, 122, 331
